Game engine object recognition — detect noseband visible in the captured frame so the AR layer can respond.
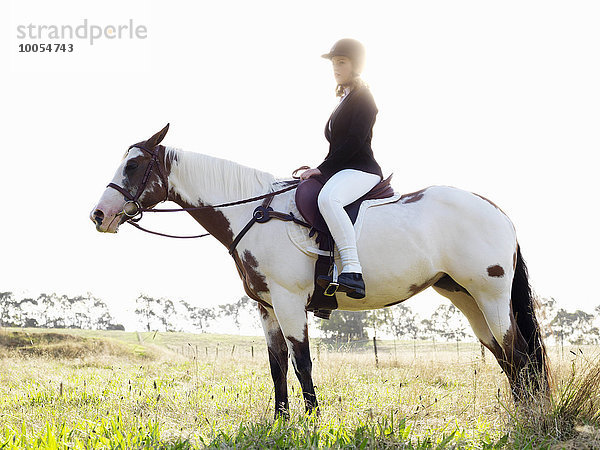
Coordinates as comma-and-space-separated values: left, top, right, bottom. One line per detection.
107, 144, 169, 221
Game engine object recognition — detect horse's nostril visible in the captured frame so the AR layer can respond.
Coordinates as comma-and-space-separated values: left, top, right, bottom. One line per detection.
93, 210, 104, 226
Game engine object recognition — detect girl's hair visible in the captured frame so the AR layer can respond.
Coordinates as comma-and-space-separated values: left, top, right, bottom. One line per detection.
336, 76, 368, 97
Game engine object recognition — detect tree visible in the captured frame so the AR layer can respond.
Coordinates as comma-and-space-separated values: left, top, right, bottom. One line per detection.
568, 310, 599, 345
551, 309, 599, 347
381, 305, 422, 357
160, 298, 178, 332
135, 294, 164, 331
420, 318, 443, 352
0, 292, 22, 327
13, 297, 39, 327
431, 304, 471, 354
316, 310, 369, 341
365, 309, 391, 339
538, 297, 558, 340
218, 296, 260, 332
180, 300, 216, 332
551, 309, 575, 352
36, 293, 64, 328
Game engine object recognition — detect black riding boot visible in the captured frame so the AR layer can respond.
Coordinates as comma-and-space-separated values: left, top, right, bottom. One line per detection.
317, 272, 366, 299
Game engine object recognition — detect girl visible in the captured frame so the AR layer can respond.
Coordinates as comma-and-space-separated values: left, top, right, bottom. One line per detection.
300, 38, 383, 299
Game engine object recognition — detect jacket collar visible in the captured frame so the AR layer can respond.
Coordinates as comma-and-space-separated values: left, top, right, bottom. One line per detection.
328, 87, 358, 130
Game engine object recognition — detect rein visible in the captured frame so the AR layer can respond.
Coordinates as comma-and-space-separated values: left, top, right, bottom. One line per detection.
106, 144, 309, 244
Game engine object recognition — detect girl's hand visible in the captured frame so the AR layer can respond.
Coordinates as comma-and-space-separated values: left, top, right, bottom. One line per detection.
300, 168, 322, 180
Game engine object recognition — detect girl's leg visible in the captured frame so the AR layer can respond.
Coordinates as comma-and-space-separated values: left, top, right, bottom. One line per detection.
317, 169, 381, 273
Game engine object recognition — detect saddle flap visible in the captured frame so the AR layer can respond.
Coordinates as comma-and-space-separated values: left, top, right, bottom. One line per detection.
295, 174, 395, 229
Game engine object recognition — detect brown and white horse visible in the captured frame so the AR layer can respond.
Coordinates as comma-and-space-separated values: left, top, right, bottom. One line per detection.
90, 125, 548, 416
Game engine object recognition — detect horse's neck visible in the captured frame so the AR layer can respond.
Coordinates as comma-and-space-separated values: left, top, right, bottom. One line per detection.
164, 147, 277, 246
165, 147, 276, 205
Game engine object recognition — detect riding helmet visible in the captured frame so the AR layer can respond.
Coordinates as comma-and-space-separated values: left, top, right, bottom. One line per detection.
321, 38, 366, 74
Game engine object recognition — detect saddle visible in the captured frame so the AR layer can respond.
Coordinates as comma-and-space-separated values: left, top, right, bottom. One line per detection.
296, 175, 395, 319
296, 174, 395, 234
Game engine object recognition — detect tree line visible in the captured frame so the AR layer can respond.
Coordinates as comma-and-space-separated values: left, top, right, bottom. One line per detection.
0, 291, 123, 330
1, 290, 598, 346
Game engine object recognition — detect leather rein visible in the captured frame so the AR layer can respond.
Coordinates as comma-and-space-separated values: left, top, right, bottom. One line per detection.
106, 144, 310, 254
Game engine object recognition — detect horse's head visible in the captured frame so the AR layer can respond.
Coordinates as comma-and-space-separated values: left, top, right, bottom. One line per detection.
90, 124, 171, 233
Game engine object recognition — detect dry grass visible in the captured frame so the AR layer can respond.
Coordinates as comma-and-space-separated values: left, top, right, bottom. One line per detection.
0, 328, 167, 360
507, 349, 600, 448
1, 329, 600, 448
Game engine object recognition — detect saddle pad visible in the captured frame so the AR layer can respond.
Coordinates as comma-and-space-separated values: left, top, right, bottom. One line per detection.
286, 192, 402, 257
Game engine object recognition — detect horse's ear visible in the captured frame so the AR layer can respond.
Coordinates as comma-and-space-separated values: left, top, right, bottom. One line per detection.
145, 123, 170, 148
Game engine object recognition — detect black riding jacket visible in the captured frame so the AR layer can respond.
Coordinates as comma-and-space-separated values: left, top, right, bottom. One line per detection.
317, 86, 383, 181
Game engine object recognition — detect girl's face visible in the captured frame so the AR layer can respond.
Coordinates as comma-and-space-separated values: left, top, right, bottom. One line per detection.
331, 56, 354, 86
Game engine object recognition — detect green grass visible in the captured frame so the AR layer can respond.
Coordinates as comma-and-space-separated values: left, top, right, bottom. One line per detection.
1, 328, 599, 448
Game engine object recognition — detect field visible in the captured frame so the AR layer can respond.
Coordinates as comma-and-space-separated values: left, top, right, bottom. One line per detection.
1, 328, 600, 449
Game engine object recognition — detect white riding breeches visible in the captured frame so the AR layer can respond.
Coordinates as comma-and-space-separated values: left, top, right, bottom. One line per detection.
317, 169, 381, 274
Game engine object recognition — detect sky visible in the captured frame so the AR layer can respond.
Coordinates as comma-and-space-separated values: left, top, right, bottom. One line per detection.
1, 0, 599, 332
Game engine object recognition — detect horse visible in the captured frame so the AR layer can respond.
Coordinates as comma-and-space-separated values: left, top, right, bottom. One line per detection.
90, 124, 548, 416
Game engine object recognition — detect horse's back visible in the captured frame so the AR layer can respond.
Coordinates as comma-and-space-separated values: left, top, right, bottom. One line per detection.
365, 185, 515, 242
352, 185, 518, 306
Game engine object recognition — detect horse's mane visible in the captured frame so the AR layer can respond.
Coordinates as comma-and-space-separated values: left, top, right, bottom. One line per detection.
165, 147, 278, 204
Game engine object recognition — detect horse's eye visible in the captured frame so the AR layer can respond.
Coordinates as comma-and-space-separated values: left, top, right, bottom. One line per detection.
125, 162, 138, 172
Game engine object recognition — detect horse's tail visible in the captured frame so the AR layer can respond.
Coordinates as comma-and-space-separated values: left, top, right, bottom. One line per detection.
511, 244, 550, 392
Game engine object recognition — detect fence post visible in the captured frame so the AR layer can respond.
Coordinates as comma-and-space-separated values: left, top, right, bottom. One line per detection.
251, 346, 254, 358
231, 345, 235, 357
373, 337, 379, 368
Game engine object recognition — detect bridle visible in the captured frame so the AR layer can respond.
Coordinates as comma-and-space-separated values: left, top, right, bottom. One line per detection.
105, 143, 309, 242
107, 143, 169, 223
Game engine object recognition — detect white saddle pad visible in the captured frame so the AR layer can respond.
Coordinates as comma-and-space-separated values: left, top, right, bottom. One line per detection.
286, 193, 402, 257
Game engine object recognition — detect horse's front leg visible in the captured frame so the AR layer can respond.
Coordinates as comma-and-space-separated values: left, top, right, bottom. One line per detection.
259, 304, 290, 417
270, 283, 318, 414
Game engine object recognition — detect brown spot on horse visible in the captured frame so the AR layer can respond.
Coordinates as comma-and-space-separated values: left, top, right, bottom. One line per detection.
487, 265, 505, 278
241, 250, 269, 294
408, 274, 443, 296
170, 193, 235, 247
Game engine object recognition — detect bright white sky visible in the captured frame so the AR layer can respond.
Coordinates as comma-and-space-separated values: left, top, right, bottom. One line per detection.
2, 0, 599, 332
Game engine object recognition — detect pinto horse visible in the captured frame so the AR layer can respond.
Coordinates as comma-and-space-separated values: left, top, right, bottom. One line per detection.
90, 124, 548, 415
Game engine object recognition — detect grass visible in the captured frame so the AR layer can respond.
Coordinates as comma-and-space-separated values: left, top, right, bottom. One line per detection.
1, 328, 599, 448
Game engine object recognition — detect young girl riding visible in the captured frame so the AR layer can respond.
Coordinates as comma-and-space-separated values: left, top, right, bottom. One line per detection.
300, 38, 383, 299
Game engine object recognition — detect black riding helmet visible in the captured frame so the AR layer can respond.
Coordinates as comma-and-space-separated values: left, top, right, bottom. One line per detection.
321, 38, 366, 75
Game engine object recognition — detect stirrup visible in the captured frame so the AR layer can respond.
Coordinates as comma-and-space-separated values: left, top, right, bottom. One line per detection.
323, 282, 339, 296
320, 263, 339, 297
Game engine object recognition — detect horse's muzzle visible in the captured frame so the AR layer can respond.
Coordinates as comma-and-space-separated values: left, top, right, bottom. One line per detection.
90, 208, 124, 233
91, 209, 104, 228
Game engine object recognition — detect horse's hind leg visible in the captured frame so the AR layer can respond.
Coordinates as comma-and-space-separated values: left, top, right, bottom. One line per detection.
270, 283, 318, 414
432, 281, 511, 374
434, 278, 531, 398
471, 291, 532, 400
259, 304, 290, 417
